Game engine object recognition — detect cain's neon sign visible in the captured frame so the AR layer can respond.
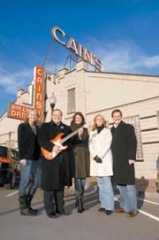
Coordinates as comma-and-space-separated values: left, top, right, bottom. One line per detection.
51, 26, 103, 72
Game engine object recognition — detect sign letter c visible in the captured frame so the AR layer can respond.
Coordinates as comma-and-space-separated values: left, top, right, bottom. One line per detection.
51, 26, 65, 46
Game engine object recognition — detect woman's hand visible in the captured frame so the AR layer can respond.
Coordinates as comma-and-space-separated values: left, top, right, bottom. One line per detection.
78, 128, 83, 138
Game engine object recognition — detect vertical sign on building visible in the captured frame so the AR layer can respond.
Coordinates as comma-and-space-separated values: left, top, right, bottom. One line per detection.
7, 66, 46, 123
34, 66, 45, 123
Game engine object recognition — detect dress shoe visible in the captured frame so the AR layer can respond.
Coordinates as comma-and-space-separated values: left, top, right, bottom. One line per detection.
98, 207, 105, 212
126, 211, 138, 217
56, 209, 69, 215
115, 207, 125, 213
47, 211, 57, 218
77, 208, 83, 213
105, 210, 113, 215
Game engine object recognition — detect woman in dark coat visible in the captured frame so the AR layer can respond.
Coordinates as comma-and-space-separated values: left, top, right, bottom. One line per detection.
70, 112, 90, 213
38, 109, 83, 218
111, 109, 138, 217
18, 109, 41, 216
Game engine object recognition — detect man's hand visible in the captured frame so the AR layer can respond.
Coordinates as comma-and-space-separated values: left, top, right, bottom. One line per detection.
129, 159, 135, 165
52, 145, 61, 154
20, 159, 26, 166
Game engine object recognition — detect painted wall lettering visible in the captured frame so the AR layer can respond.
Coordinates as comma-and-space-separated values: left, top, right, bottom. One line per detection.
7, 103, 33, 120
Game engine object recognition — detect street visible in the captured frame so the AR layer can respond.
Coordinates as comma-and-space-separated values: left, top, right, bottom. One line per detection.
0, 183, 159, 240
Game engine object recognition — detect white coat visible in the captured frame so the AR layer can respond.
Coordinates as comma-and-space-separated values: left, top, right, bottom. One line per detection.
89, 128, 113, 177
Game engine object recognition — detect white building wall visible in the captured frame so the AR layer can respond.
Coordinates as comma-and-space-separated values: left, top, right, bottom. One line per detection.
85, 72, 159, 113
0, 113, 21, 149
45, 63, 87, 124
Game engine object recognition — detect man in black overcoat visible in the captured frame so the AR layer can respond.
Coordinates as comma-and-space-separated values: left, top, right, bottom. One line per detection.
38, 109, 83, 218
111, 109, 138, 217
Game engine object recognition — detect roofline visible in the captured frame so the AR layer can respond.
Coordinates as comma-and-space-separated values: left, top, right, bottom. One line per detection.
86, 70, 159, 78
0, 110, 7, 118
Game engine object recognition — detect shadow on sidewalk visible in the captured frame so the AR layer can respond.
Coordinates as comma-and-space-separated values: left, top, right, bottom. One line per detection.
136, 176, 148, 209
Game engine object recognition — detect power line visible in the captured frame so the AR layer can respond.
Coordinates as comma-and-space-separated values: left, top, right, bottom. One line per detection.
42, 38, 54, 67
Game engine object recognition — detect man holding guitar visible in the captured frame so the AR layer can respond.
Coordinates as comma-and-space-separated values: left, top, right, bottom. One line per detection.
38, 109, 83, 218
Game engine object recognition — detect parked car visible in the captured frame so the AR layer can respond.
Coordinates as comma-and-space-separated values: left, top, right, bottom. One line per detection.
0, 146, 20, 189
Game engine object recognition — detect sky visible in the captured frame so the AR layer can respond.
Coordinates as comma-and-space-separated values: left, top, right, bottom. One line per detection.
1, 0, 159, 116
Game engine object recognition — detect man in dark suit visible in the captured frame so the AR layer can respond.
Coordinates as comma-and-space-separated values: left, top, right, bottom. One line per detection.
38, 109, 83, 218
111, 109, 138, 217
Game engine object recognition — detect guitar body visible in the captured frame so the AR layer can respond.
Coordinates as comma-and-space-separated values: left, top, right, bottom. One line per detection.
40, 123, 90, 161
41, 133, 68, 160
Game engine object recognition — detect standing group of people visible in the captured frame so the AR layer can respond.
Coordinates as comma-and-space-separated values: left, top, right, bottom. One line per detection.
17, 108, 138, 218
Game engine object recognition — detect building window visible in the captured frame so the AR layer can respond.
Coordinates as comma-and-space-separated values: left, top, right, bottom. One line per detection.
67, 88, 76, 114
124, 115, 143, 161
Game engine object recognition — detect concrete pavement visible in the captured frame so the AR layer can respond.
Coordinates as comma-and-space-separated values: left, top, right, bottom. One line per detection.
0, 180, 159, 240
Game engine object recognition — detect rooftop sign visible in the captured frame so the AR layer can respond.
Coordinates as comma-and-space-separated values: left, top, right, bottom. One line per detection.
51, 26, 103, 72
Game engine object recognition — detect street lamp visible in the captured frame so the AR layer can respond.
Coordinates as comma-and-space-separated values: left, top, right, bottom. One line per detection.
49, 93, 57, 113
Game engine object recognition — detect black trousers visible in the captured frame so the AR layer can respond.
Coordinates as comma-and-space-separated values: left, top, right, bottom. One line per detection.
43, 188, 64, 214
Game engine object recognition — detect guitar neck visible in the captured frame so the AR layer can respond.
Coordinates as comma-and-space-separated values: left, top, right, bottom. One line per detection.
60, 128, 80, 144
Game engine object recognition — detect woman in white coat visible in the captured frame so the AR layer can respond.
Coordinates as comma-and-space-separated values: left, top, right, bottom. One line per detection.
89, 114, 114, 215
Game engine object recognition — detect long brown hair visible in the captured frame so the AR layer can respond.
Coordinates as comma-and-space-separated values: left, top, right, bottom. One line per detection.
70, 112, 85, 126
92, 114, 107, 131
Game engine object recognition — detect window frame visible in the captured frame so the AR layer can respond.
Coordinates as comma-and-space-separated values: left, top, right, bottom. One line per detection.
67, 88, 76, 114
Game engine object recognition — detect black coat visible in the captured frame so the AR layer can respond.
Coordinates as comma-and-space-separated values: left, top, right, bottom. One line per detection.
17, 122, 40, 160
111, 121, 137, 185
38, 121, 79, 191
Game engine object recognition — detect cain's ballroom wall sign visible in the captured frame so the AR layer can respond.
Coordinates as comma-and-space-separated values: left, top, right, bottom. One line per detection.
7, 104, 33, 120
7, 66, 45, 123
34, 66, 45, 123
51, 26, 103, 72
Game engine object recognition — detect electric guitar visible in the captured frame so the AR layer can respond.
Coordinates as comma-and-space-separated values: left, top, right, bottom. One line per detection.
41, 123, 90, 160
